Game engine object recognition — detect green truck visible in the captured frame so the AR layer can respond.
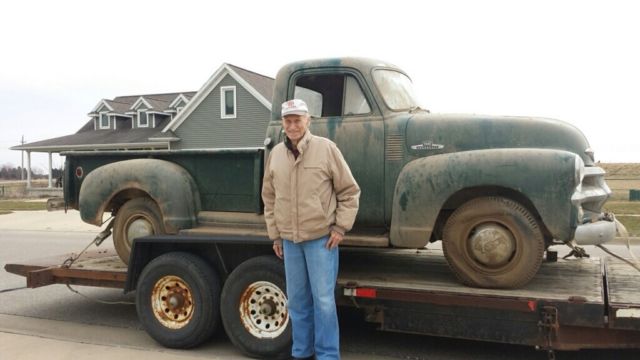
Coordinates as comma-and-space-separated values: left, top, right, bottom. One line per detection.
64, 57, 615, 291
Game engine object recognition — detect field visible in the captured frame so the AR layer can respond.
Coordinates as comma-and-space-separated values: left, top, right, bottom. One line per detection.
0, 179, 51, 198
0, 200, 47, 214
599, 163, 640, 236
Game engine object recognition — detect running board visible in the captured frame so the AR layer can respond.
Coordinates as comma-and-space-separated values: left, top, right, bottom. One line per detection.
181, 225, 390, 247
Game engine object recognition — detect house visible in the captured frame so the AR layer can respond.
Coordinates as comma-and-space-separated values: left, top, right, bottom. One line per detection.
11, 63, 275, 190
165, 64, 274, 150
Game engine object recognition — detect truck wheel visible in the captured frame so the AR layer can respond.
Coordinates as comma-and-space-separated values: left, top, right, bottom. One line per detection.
442, 196, 544, 289
113, 198, 165, 264
136, 252, 221, 348
221, 255, 291, 358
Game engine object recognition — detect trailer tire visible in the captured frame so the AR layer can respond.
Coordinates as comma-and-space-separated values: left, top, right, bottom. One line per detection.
136, 252, 221, 349
113, 197, 165, 264
443, 196, 544, 289
221, 255, 291, 358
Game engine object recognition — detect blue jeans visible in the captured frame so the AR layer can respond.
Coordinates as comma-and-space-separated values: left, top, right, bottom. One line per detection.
283, 236, 340, 360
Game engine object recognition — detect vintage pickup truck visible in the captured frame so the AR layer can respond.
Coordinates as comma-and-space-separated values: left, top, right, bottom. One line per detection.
63, 57, 615, 289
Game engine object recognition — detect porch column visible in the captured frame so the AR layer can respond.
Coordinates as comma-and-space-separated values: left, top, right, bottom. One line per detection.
26, 151, 32, 188
48, 152, 53, 188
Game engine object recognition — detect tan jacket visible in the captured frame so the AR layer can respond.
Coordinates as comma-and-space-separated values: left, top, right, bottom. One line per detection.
262, 130, 360, 244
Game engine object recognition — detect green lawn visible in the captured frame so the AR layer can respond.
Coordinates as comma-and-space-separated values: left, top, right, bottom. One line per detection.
617, 215, 640, 237
0, 200, 47, 211
603, 201, 640, 215
0, 210, 11, 215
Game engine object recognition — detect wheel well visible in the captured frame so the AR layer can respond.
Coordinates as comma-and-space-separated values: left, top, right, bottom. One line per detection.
107, 188, 154, 215
431, 186, 553, 244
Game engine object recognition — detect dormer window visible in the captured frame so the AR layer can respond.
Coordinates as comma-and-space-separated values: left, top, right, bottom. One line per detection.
138, 109, 149, 127
220, 86, 236, 119
99, 111, 110, 129
177, 106, 184, 113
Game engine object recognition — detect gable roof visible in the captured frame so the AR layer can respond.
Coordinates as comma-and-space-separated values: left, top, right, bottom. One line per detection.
226, 64, 274, 102
89, 99, 114, 113
169, 93, 191, 108
162, 63, 274, 132
89, 92, 197, 116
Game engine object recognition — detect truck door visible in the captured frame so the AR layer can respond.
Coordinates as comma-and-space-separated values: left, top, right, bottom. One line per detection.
288, 70, 385, 228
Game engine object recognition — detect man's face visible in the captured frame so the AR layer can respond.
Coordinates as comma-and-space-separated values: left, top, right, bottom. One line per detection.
282, 114, 310, 143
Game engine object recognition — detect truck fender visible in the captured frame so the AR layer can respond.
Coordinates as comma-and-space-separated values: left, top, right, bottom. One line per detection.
78, 158, 201, 233
390, 148, 579, 248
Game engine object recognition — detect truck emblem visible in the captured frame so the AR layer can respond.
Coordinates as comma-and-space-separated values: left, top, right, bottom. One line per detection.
411, 141, 444, 150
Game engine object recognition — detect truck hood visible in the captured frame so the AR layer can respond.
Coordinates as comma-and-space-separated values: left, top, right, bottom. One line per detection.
404, 113, 594, 165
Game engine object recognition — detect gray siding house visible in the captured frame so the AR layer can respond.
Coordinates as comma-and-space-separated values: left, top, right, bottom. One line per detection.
164, 64, 274, 150
12, 63, 275, 189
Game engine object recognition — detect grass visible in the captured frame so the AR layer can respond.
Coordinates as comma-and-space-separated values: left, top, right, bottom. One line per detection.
617, 216, 640, 237
603, 201, 640, 215
0, 210, 11, 215
0, 200, 47, 211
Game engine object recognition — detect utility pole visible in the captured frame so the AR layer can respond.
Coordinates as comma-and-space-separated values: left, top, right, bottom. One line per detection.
20, 135, 25, 180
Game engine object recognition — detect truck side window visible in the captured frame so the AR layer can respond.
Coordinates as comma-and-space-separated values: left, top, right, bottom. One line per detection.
344, 76, 371, 115
294, 74, 371, 117
294, 86, 323, 117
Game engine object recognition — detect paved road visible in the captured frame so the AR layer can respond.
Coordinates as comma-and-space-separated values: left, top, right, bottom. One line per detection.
1, 211, 640, 359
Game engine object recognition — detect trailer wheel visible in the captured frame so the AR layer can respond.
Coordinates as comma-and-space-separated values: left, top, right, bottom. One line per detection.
221, 255, 291, 358
136, 252, 221, 348
442, 196, 544, 289
113, 197, 165, 264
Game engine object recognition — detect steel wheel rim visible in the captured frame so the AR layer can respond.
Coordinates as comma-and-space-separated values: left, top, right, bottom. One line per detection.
151, 275, 195, 329
239, 281, 289, 338
125, 216, 154, 247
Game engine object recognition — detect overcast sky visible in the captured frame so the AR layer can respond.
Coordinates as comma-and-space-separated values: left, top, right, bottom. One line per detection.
0, 0, 638, 173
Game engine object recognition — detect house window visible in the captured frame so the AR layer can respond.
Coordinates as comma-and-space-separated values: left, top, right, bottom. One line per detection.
220, 86, 236, 119
99, 112, 110, 129
138, 109, 149, 127
176, 106, 184, 113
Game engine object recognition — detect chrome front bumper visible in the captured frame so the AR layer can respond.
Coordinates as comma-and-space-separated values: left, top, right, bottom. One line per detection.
571, 166, 615, 246
574, 215, 617, 245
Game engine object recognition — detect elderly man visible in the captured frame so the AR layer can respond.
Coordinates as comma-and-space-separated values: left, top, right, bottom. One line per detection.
262, 99, 360, 360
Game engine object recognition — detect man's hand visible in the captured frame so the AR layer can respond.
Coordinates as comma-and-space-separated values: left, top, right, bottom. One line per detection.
273, 242, 283, 259
326, 230, 344, 249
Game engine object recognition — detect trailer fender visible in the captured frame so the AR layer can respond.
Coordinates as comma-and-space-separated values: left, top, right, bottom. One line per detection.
79, 158, 201, 233
390, 148, 579, 248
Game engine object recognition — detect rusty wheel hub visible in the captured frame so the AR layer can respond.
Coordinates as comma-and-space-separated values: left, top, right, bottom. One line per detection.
239, 281, 288, 338
469, 223, 516, 268
151, 275, 194, 329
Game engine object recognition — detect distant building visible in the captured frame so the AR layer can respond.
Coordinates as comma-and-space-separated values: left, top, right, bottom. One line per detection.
11, 63, 274, 189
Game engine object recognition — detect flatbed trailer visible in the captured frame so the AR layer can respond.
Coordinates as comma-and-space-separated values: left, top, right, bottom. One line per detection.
5, 235, 640, 357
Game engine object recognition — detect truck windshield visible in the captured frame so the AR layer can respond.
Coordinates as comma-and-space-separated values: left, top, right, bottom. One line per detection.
373, 69, 419, 111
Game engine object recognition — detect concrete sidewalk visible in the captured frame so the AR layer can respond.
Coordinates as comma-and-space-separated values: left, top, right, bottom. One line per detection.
0, 210, 99, 232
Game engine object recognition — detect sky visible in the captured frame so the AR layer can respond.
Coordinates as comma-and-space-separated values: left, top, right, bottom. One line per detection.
0, 0, 638, 174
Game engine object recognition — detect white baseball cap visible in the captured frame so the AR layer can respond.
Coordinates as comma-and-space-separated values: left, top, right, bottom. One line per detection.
281, 99, 309, 116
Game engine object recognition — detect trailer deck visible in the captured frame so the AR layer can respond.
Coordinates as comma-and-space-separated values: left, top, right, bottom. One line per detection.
5, 247, 640, 351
